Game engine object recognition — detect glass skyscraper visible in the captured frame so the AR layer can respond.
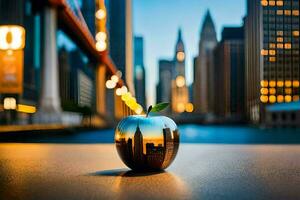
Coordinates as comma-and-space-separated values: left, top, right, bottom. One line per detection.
245, 0, 300, 122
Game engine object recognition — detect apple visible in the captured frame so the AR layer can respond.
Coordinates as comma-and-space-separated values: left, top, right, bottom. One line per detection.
115, 103, 179, 171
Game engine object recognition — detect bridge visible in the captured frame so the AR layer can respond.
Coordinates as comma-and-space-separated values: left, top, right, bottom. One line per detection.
0, 0, 141, 127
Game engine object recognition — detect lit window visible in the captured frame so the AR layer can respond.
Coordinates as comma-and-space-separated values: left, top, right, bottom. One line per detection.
175, 76, 185, 87
277, 81, 284, 87
260, 88, 268, 95
261, 49, 268, 55
176, 52, 185, 62
293, 80, 299, 87
269, 1, 275, 6
277, 10, 283, 15
293, 31, 299, 37
284, 10, 291, 15
284, 43, 291, 49
276, 1, 283, 6
269, 81, 276, 87
261, 0, 268, 6
269, 43, 276, 48
260, 80, 268, 87
293, 95, 300, 101
269, 57, 276, 62
260, 95, 268, 103
277, 37, 283, 42
285, 80, 292, 87
269, 95, 276, 103
292, 10, 299, 16
277, 43, 283, 48
285, 88, 292, 94
285, 95, 292, 102
277, 31, 283, 36
269, 88, 276, 94
269, 50, 276, 55
277, 95, 284, 103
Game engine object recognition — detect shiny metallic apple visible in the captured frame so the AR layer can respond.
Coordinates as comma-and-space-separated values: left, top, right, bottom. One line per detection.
115, 115, 179, 171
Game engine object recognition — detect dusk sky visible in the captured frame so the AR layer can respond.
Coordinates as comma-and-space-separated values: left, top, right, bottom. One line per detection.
133, 0, 246, 106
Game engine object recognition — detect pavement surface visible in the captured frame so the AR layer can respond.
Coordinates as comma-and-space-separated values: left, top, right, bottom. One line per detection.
0, 143, 299, 200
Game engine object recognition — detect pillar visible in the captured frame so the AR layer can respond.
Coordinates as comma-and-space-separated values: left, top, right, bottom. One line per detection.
35, 6, 62, 123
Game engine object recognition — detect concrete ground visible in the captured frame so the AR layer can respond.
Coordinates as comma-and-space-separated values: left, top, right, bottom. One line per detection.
0, 143, 299, 200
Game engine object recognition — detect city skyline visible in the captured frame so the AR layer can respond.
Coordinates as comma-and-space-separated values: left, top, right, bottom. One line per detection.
134, 0, 246, 105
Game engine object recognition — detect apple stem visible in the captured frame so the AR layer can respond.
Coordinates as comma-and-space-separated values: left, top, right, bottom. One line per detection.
146, 105, 152, 117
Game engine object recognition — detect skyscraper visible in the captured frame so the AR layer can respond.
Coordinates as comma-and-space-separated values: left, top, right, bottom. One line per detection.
134, 123, 144, 165
172, 29, 189, 113
107, 0, 134, 93
193, 10, 217, 114
245, 0, 300, 123
156, 60, 173, 105
134, 36, 146, 108
214, 27, 245, 120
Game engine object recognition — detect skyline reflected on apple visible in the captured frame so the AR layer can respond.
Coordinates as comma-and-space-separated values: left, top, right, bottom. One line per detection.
115, 115, 180, 170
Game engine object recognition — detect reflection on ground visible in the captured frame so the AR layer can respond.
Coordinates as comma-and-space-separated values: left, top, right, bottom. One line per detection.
90, 168, 190, 199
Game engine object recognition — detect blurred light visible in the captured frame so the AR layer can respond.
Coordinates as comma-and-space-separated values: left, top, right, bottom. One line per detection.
269, 50, 276, 55
176, 76, 185, 87
106, 80, 116, 89
116, 70, 122, 78
260, 49, 268, 55
261, 0, 268, 6
0, 25, 25, 50
293, 31, 299, 37
260, 95, 268, 103
277, 43, 283, 48
260, 80, 268, 87
120, 86, 128, 95
269, 0, 275, 6
293, 80, 299, 87
293, 95, 299, 101
269, 95, 276, 103
285, 95, 292, 102
277, 95, 284, 103
269, 57, 276, 62
285, 80, 292, 87
121, 92, 132, 101
277, 81, 284, 87
96, 31, 107, 41
293, 10, 299, 16
111, 75, 119, 83
96, 40, 107, 52
269, 88, 276, 95
116, 88, 122, 96
95, 9, 106, 20
176, 52, 185, 61
17, 104, 36, 113
269, 81, 276, 87
177, 103, 185, 113
284, 43, 291, 49
185, 103, 194, 113
276, 1, 283, 6
285, 88, 292, 94
260, 88, 268, 95
3, 97, 16, 110
135, 105, 143, 114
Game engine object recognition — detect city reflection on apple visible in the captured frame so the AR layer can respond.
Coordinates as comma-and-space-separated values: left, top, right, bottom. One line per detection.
115, 115, 179, 171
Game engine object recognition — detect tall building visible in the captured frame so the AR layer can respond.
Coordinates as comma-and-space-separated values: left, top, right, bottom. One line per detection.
214, 27, 245, 120
171, 29, 189, 113
245, 0, 300, 123
134, 123, 144, 165
193, 10, 217, 114
156, 60, 173, 104
108, 0, 134, 93
134, 36, 146, 108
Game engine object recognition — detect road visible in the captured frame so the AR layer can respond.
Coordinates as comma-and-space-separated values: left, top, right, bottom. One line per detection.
0, 125, 300, 199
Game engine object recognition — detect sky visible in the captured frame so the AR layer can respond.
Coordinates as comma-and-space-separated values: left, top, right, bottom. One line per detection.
133, 0, 246, 106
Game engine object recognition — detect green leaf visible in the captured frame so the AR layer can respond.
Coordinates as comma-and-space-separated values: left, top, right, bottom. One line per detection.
150, 102, 169, 112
